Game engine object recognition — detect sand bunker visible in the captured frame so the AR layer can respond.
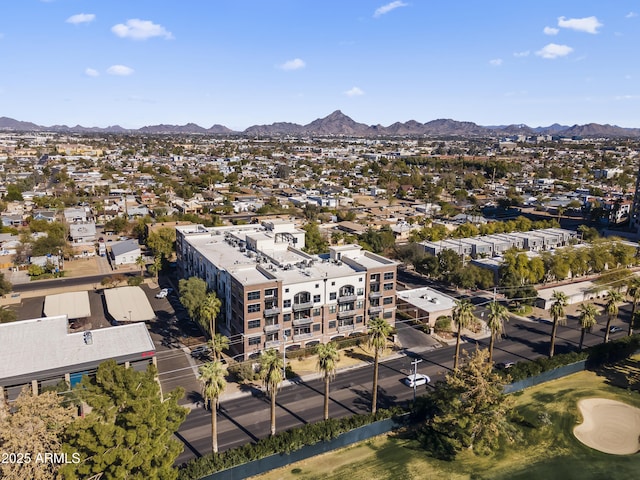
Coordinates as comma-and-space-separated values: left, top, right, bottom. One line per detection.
573, 398, 640, 455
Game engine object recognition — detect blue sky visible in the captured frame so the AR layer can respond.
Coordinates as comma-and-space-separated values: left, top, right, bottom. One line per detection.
1, 1, 639, 130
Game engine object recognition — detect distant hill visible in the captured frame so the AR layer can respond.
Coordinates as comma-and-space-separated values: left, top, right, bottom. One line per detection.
1, 112, 640, 138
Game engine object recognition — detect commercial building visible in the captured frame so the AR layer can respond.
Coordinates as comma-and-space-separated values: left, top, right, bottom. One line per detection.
176, 221, 399, 360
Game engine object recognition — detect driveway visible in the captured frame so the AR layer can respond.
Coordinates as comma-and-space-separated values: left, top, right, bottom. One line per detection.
395, 320, 441, 353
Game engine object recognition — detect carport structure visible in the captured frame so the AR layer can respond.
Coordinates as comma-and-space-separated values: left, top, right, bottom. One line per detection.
103, 286, 156, 323
43, 291, 91, 321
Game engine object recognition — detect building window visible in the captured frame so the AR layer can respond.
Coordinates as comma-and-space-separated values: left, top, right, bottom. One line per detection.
329, 292, 337, 300
315, 284, 319, 288
265, 288, 276, 297
356, 300, 363, 309
247, 303, 261, 313
383, 283, 393, 291
285, 288, 289, 293
328, 320, 336, 329
383, 311, 393, 319
313, 294, 321, 303
331, 281, 335, 286
313, 323, 321, 332
370, 274, 380, 282
283, 313, 291, 321
383, 297, 393, 305
247, 291, 261, 300
329, 305, 336, 314
313, 308, 321, 316
356, 316, 363, 323
384, 272, 394, 280
284, 329, 291, 337
357, 288, 364, 295
248, 319, 261, 329
283, 299, 292, 308
359, 277, 363, 282
248, 336, 261, 346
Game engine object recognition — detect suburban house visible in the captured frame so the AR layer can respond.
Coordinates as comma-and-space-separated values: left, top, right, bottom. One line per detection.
110, 239, 142, 266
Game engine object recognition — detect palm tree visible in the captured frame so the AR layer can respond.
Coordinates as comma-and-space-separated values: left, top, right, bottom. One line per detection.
198, 361, 226, 453
209, 333, 230, 362
316, 342, 340, 421
626, 277, 640, 336
200, 291, 222, 339
486, 301, 510, 363
368, 317, 392, 414
453, 300, 476, 370
604, 289, 624, 343
577, 303, 599, 350
135, 255, 146, 277
548, 291, 568, 358
260, 348, 283, 436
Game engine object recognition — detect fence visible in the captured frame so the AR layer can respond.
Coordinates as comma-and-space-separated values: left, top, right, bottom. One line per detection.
197, 416, 408, 480
503, 360, 588, 394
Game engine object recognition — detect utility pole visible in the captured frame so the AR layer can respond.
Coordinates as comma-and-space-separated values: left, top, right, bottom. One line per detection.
411, 358, 423, 403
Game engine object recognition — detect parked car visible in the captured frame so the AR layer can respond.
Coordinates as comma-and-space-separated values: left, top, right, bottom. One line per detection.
609, 326, 623, 333
496, 361, 515, 370
403, 373, 430, 388
155, 287, 173, 299
190, 345, 211, 359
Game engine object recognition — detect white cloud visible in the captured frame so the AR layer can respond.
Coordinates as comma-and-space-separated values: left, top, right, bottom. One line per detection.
557, 16, 602, 34
535, 43, 573, 59
344, 86, 364, 97
614, 95, 640, 101
489, 58, 503, 66
111, 19, 173, 40
373, 1, 408, 18
84, 68, 99, 77
107, 65, 134, 76
280, 58, 306, 70
66, 13, 95, 25
543, 26, 559, 35
626, 12, 637, 18
513, 50, 530, 57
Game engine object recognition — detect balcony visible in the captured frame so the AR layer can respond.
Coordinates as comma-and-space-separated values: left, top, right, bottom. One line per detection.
369, 305, 383, 315
264, 323, 281, 333
338, 294, 357, 303
264, 306, 281, 316
293, 316, 313, 326
368, 291, 381, 299
337, 310, 355, 319
293, 332, 314, 342
338, 324, 355, 333
292, 301, 313, 312
265, 340, 281, 349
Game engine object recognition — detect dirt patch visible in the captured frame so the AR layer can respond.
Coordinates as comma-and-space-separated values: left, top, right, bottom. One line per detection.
574, 398, 640, 455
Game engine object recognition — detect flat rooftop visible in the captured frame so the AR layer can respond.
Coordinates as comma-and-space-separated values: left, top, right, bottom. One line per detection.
43, 291, 91, 319
103, 286, 156, 322
396, 287, 456, 313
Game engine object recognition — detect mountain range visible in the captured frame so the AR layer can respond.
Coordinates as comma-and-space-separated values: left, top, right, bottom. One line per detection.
2, 110, 640, 138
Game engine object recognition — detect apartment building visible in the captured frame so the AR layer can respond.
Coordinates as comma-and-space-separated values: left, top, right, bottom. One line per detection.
176, 220, 399, 360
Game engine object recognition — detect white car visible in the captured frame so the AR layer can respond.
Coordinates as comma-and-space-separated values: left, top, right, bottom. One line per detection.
403, 373, 430, 388
155, 288, 172, 299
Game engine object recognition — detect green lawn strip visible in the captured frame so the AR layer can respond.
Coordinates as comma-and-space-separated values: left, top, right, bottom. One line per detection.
253, 362, 640, 480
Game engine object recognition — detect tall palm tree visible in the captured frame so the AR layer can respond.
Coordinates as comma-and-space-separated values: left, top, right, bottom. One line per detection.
486, 300, 510, 363
453, 300, 476, 370
604, 289, 624, 343
260, 348, 283, 436
200, 291, 222, 339
316, 342, 340, 421
577, 302, 599, 350
548, 291, 568, 358
626, 277, 640, 336
198, 361, 226, 454
368, 317, 392, 414
135, 255, 146, 277
209, 333, 230, 362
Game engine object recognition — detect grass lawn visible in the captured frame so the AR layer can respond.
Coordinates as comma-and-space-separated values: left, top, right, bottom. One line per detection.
253, 358, 640, 480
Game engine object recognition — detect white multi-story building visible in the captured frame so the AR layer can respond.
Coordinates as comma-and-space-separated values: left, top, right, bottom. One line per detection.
176, 220, 399, 360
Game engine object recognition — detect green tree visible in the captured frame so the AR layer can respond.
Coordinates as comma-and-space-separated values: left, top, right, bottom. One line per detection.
302, 222, 328, 255
179, 276, 208, 326
0, 388, 75, 480
316, 342, 340, 421
548, 291, 568, 358
208, 333, 230, 362
200, 291, 222, 339
60, 360, 188, 480
198, 361, 227, 454
147, 226, 177, 260
577, 302, 599, 351
453, 300, 476, 370
626, 277, 640, 336
486, 301, 510, 363
368, 317, 392, 414
603, 289, 624, 343
424, 348, 518, 457
260, 349, 284, 436
0, 306, 17, 323
135, 255, 146, 277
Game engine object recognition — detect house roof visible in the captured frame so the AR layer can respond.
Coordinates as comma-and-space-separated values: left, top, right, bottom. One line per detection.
103, 286, 155, 322
110, 239, 141, 257
43, 291, 91, 319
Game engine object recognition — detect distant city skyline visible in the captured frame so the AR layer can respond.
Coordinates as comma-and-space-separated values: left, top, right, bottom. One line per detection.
1, 1, 639, 130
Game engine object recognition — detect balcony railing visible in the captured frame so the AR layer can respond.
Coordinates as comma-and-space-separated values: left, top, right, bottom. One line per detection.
264, 306, 281, 316
265, 340, 280, 349
338, 294, 357, 303
293, 332, 314, 342
264, 323, 281, 333
368, 291, 381, 299
337, 310, 355, 319
368, 305, 383, 314
338, 324, 355, 333
292, 317, 313, 326
292, 301, 313, 312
